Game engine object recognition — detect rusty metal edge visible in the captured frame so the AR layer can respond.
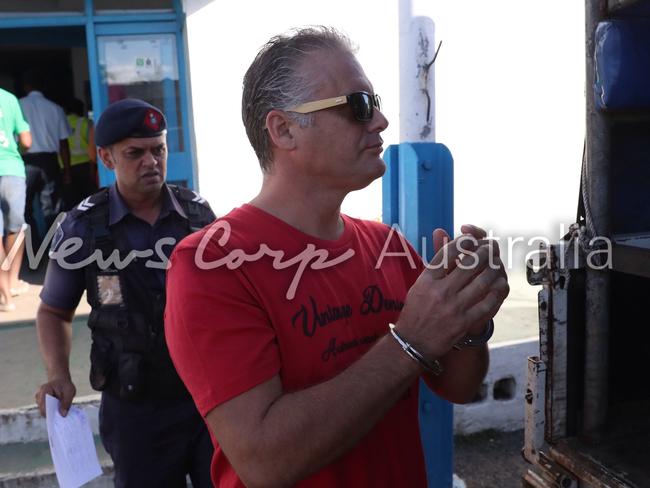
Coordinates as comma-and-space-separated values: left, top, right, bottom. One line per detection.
550, 441, 638, 488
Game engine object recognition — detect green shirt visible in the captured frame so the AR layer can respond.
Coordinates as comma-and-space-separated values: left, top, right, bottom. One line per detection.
0, 88, 30, 177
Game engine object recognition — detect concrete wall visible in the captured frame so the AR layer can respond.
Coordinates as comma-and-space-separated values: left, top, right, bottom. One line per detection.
0, 395, 100, 445
454, 338, 538, 435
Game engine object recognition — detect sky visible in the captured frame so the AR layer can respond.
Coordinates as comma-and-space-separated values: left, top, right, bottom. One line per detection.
185, 0, 586, 250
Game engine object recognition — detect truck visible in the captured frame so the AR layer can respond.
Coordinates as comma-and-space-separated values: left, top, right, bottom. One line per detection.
521, 0, 650, 486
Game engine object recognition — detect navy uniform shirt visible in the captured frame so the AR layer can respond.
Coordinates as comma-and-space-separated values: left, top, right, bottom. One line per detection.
40, 183, 215, 310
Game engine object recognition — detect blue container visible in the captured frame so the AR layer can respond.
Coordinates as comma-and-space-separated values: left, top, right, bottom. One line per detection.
594, 20, 650, 110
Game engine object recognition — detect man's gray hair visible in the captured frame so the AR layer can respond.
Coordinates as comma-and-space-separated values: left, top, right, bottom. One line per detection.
242, 26, 355, 172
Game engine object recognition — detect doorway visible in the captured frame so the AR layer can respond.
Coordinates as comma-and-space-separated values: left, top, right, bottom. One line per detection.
0, 25, 91, 243
0, 26, 91, 117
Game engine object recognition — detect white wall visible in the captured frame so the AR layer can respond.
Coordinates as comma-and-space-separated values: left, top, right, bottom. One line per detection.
428, 1, 586, 242
184, 0, 585, 247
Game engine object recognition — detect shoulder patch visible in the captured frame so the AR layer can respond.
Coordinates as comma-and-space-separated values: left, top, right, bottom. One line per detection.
190, 190, 206, 205
170, 185, 214, 227
76, 196, 95, 212
172, 185, 209, 208
69, 188, 109, 216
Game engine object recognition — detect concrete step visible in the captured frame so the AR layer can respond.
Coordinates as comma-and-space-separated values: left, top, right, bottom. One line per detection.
0, 396, 101, 445
0, 396, 113, 487
0, 469, 114, 488
0, 439, 113, 488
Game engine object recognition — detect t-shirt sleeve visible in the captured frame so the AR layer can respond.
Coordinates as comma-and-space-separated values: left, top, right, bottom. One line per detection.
165, 239, 281, 417
39, 214, 87, 310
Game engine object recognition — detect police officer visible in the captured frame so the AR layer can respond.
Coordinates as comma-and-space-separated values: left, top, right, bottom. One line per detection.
35, 99, 215, 487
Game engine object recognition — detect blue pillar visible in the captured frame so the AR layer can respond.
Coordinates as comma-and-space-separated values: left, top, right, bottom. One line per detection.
382, 142, 454, 488
162, 77, 180, 153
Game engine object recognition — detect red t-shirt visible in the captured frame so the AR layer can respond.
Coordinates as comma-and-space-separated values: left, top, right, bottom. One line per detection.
165, 204, 427, 487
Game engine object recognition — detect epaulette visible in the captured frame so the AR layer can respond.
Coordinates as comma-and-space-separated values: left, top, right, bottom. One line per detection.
169, 185, 213, 231
50, 188, 110, 255
69, 187, 110, 216
170, 185, 209, 208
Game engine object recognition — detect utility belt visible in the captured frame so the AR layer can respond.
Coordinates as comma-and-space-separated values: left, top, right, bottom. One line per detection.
88, 309, 189, 403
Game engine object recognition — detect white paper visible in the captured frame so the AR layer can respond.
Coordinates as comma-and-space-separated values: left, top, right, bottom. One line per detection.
46, 394, 103, 488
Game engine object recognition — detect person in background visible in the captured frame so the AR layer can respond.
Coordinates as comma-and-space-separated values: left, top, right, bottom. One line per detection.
19, 69, 71, 239
61, 97, 98, 210
0, 87, 31, 311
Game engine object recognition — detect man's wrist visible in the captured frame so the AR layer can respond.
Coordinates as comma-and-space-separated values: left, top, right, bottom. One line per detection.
388, 324, 443, 376
383, 332, 422, 377
47, 368, 72, 382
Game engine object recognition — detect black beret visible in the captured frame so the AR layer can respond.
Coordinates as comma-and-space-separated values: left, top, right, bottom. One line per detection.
95, 98, 167, 147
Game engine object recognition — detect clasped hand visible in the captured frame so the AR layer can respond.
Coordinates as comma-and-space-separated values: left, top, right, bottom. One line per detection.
396, 224, 509, 360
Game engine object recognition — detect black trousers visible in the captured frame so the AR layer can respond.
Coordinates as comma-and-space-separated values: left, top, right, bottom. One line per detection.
99, 393, 214, 488
23, 152, 61, 236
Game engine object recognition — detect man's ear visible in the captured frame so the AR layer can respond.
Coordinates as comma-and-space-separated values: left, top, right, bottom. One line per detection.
98, 146, 115, 170
265, 110, 298, 152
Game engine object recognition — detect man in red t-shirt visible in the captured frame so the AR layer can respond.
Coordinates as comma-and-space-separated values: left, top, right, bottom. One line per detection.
165, 27, 509, 488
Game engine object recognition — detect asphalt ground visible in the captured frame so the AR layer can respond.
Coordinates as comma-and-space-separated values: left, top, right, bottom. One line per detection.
455, 429, 529, 487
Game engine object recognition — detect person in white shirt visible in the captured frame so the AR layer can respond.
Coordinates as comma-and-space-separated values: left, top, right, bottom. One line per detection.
19, 69, 71, 239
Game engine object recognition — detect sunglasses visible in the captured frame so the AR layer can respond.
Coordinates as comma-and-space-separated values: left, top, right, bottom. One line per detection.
287, 91, 382, 122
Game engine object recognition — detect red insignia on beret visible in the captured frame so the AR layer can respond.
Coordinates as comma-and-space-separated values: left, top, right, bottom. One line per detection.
143, 109, 161, 131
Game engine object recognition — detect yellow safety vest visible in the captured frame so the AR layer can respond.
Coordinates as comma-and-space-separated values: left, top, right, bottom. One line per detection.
62, 114, 90, 167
